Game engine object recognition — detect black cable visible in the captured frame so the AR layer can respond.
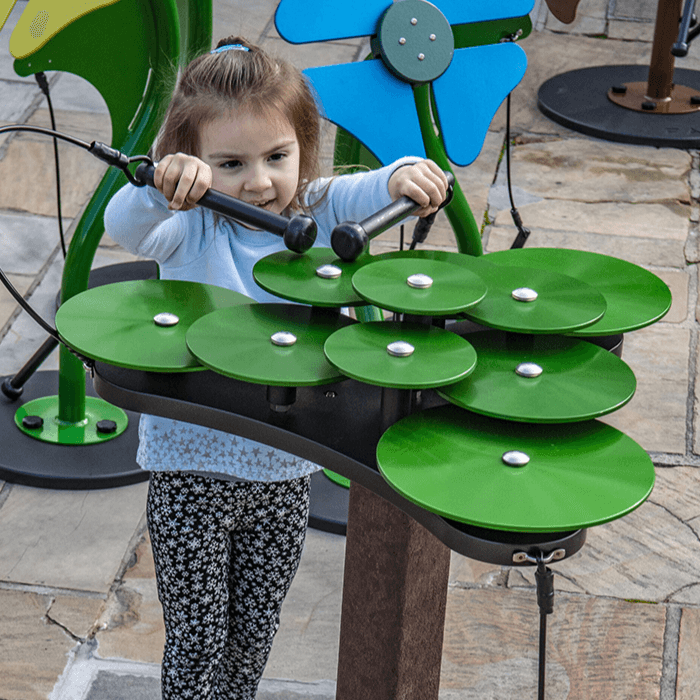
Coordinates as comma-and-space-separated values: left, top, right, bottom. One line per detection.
505, 92, 531, 249
34, 72, 66, 258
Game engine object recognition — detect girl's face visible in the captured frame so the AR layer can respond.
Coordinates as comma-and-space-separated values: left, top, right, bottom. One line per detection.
199, 107, 301, 216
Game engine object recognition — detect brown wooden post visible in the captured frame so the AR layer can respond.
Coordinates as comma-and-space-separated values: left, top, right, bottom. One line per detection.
647, 0, 683, 100
335, 482, 451, 700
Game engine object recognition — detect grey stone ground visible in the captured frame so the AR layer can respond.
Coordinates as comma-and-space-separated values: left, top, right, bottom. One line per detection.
1, 0, 700, 698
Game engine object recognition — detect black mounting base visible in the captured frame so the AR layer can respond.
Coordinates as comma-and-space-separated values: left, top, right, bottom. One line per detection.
538, 65, 700, 148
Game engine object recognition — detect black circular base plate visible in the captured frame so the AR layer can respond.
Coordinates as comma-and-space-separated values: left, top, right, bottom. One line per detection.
0, 370, 146, 489
538, 65, 700, 147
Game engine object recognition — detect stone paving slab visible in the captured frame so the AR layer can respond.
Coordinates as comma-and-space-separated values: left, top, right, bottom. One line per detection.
441, 585, 665, 700
0, 482, 147, 592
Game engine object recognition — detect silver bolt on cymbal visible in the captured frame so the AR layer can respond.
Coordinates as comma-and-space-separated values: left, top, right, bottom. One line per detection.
516, 362, 543, 378
502, 450, 530, 467
399, 36, 407, 45
512, 287, 538, 302
271, 331, 297, 347
407, 273, 433, 289
153, 312, 180, 327
316, 264, 342, 279
387, 340, 415, 357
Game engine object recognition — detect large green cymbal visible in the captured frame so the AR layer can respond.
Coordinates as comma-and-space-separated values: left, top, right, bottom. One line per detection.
351, 257, 487, 316
186, 304, 353, 386
377, 406, 655, 532
324, 321, 477, 389
484, 248, 672, 336
55, 280, 251, 372
253, 248, 370, 306
438, 331, 636, 422
462, 264, 607, 334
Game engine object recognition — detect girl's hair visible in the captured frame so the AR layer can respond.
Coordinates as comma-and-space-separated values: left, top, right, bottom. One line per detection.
155, 36, 321, 212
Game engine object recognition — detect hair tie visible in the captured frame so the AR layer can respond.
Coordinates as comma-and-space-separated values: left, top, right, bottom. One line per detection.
211, 44, 250, 54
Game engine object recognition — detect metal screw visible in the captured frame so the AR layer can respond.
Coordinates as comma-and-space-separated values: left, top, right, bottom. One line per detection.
22, 415, 44, 430
429, 33, 436, 41
399, 37, 406, 45
642, 101, 656, 111
325, 390, 337, 399
410, 17, 418, 25
417, 53, 425, 61
611, 85, 627, 94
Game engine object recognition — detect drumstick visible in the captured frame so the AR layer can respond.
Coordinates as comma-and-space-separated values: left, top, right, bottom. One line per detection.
133, 162, 317, 254
331, 171, 454, 262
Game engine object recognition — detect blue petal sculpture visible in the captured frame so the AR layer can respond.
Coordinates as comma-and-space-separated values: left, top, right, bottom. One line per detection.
275, 0, 532, 168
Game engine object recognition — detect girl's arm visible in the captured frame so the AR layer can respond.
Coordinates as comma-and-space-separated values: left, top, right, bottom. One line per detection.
104, 155, 212, 264
306, 158, 448, 246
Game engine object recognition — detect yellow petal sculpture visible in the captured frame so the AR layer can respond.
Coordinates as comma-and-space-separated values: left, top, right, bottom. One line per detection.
8, 0, 121, 58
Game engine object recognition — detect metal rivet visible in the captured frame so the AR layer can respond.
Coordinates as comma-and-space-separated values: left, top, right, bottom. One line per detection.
429, 33, 436, 41
387, 341, 415, 357
271, 331, 297, 347
407, 273, 433, 289
154, 312, 180, 327
399, 37, 406, 45
611, 84, 627, 94
96, 419, 117, 434
511, 287, 538, 302
502, 450, 530, 467
410, 17, 418, 25
417, 53, 425, 61
516, 362, 543, 378
316, 264, 342, 279
642, 100, 656, 110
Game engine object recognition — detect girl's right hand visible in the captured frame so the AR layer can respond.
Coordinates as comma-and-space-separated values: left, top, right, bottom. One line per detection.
154, 153, 213, 211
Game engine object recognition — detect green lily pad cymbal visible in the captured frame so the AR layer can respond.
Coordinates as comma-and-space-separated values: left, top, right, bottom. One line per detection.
351, 257, 487, 316
438, 331, 637, 423
376, 406, 655, 533
55, 280, 251, 372
253, 248, 370, 307
462, 263, 607, 334
186, 304, 353, 386
324, 321, 478, 389
484, 248, 672, 336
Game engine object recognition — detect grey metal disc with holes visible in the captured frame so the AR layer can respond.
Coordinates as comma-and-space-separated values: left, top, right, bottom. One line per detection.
377, 0, 454, 84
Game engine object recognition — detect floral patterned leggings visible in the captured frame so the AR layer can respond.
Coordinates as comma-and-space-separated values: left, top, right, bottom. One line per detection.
146, 470, 311, 700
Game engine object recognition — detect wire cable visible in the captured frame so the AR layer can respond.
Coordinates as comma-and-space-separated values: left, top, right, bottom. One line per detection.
34, 72, 66, 258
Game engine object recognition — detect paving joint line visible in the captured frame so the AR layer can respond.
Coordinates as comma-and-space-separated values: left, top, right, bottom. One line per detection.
660, 604, 681, 700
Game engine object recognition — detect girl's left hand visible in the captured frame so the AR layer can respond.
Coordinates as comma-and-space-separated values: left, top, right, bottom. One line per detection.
387, 159, 450, 218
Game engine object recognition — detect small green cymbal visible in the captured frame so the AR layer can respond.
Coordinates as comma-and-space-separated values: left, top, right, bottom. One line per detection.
463, 264, 607, 334
376, 406, 655, 532
324, 322, 477, 389
438, 331, 637, 422
351, 257, 487, 316
253, 248, 370, 307
186, 304, 353, 386
55, 280, 251, 372
485, 248, 672, 336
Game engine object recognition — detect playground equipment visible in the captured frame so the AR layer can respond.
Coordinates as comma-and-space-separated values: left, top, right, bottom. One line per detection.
538, 0, 700, 147
0, 0, 211, 487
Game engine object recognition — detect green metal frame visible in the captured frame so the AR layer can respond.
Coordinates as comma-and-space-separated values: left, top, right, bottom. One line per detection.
10, 0, 212, 441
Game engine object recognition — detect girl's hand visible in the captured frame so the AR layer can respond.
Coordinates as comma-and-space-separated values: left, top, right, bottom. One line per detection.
387, 159, 449, 218
154, 153, 213, 211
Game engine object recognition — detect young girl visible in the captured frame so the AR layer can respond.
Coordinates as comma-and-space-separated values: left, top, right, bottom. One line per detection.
105, 36, 448, 700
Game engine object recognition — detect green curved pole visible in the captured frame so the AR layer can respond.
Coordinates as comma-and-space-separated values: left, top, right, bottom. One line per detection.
412, 82, 482, 257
